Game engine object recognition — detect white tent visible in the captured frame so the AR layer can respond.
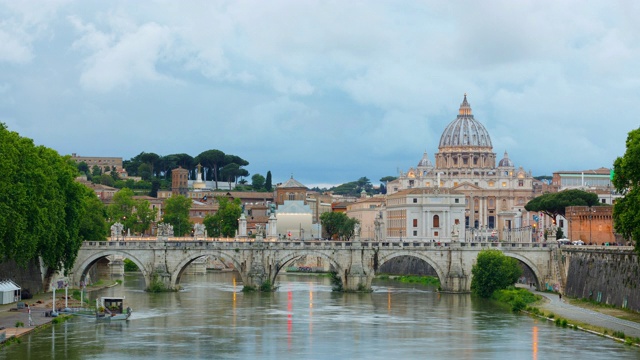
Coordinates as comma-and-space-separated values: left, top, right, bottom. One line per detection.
0, 280, 21, 305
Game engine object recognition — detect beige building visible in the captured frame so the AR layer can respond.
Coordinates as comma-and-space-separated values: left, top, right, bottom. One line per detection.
387, 94, 536, 232
346, 192, 385, 240
71, 153, 123, 172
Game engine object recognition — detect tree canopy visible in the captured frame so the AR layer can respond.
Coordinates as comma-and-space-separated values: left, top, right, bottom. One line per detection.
524, 189, 600, 219
471, 250, 523, 298
0, 124, 87, 272
203, 197, 242, 238
612, 127, 640, 252
162, 195, 192, 236
320, 212, 360, 241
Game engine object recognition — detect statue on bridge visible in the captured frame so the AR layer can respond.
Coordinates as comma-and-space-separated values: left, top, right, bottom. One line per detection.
193, 223, 205, 238
158, 223, 174, 236
110, 222, 124, 240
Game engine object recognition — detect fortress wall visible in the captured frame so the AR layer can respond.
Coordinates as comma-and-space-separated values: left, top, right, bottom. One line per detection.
564, 248, 640, 311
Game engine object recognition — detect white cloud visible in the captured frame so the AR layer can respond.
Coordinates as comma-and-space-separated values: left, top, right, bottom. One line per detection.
71, 16, 175, 91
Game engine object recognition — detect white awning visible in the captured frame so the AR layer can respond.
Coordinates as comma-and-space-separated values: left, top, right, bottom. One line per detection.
0, 280, 20, 292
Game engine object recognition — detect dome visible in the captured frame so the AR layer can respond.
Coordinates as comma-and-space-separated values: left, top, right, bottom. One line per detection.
438, 94, 493, 149
417, 151, 433, 168
498, 151, 514, 167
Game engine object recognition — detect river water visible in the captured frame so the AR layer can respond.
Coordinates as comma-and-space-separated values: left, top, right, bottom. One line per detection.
2, 272, 639, 359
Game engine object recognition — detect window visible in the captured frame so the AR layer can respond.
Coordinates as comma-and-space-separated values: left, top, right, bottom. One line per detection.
413, 219, 418, 227
453, 182, 458, 187
413, 198, 417, 203
455, 198, 459, 203
433, 215, 440, 228
413, 230, 417, 236
502, 182, 507, 187
288, 193, 295, 200
518, 180, 524, 187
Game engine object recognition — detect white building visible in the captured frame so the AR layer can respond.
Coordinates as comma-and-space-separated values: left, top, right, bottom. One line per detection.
386, 187, 466, 242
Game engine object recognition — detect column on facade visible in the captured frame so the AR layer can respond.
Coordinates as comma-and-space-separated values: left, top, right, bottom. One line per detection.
443, 210, 449, 241
425, 210, 431, 241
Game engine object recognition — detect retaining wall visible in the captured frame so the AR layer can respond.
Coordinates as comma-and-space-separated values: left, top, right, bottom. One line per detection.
564, 248, 640, 311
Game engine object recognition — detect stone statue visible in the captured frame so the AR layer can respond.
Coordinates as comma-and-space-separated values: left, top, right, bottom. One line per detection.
452, 223, 459, 237
158, 223, 174, 236
110, 222, 124, 239
193, 223, 205, 236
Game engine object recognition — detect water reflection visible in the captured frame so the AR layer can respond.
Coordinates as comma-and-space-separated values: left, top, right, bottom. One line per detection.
1, 272, 639, 360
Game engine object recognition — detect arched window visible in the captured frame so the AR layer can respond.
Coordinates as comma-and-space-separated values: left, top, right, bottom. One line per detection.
433, 215, 440, 228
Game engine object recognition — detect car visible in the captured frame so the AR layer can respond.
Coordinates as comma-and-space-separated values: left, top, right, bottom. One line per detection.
572, 240, 585, 246
557, 239, 571, 246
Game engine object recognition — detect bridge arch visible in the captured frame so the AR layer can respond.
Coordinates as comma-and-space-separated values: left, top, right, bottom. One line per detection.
502, 252, 543, 288
72, 250, 150, 289
271, 250, 344, 288
171, 250, 245, 288
376, 251, 448, 285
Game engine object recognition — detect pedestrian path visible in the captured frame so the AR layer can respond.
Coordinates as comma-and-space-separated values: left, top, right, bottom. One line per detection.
526, 286, 640, 339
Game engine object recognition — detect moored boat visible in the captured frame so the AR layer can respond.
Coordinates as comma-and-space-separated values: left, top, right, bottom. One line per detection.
96, 296, 132, 321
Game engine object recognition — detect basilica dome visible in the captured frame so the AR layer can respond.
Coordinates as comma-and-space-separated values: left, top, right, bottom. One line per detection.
438, 94, 492, 149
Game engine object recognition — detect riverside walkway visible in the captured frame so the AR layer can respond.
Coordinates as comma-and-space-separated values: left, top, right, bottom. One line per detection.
526, 286, 640, 339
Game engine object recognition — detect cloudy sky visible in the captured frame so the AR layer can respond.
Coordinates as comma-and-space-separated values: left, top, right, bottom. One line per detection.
2, 1, 639, 187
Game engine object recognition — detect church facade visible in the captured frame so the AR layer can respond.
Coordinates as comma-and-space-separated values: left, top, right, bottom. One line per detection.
386, 95, 536, 237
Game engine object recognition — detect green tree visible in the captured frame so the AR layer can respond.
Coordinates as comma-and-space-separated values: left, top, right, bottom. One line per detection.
91, 165, 102, 178
138, 163, 153, 181
471, 250, 523, 298
195, 149, 226, 188
203, 197, 242, 238
0, 124, 86, 272
133, 199, 156, 235
107, 188, 137, 231
78, 186, 108, 241
99, 173, 114, 187
339, 216, 360, 241
380, 176, 397, 183
524, 189, 599, 219
77, 161, 89, 175
320, 212, 358, 240
613, 127, 640, 252
251, 174, 265, 191
265, 171, 273, 191
163, 195, 192, 236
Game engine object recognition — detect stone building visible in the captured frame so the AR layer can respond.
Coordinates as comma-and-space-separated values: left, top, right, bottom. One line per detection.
564, 206, 618, 245
70, 153, 123, 172
386, 187, 466, 242
386, 94, 536, 233
346, 192, 386, 240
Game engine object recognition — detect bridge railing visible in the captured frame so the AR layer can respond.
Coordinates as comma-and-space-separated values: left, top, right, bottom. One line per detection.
82, 239, 552, 250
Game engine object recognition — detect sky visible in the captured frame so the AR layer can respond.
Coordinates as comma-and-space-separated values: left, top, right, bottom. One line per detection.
2, 1, 639, 188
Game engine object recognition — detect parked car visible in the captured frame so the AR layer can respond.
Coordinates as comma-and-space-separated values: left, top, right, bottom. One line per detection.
572, 240, 585, 246
557, 239, 571, 246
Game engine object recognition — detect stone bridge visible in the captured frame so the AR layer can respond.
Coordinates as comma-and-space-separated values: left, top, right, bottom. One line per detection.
70, 239, 558, 293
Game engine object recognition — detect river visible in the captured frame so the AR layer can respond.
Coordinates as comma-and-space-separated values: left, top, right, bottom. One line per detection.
2, 272, 639, 359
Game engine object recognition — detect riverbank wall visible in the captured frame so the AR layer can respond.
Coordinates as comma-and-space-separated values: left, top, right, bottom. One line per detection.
0, 259, 46, 295
563, 247, 640, 311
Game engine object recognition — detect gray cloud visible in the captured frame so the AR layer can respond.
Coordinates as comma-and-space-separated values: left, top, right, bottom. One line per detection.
1, 0, 638, 187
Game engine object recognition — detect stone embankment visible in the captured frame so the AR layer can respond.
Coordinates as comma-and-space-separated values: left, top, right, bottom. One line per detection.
563, 247, 640, 311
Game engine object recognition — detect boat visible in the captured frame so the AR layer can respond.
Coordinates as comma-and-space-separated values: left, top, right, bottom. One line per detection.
95, 296, 132, 321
